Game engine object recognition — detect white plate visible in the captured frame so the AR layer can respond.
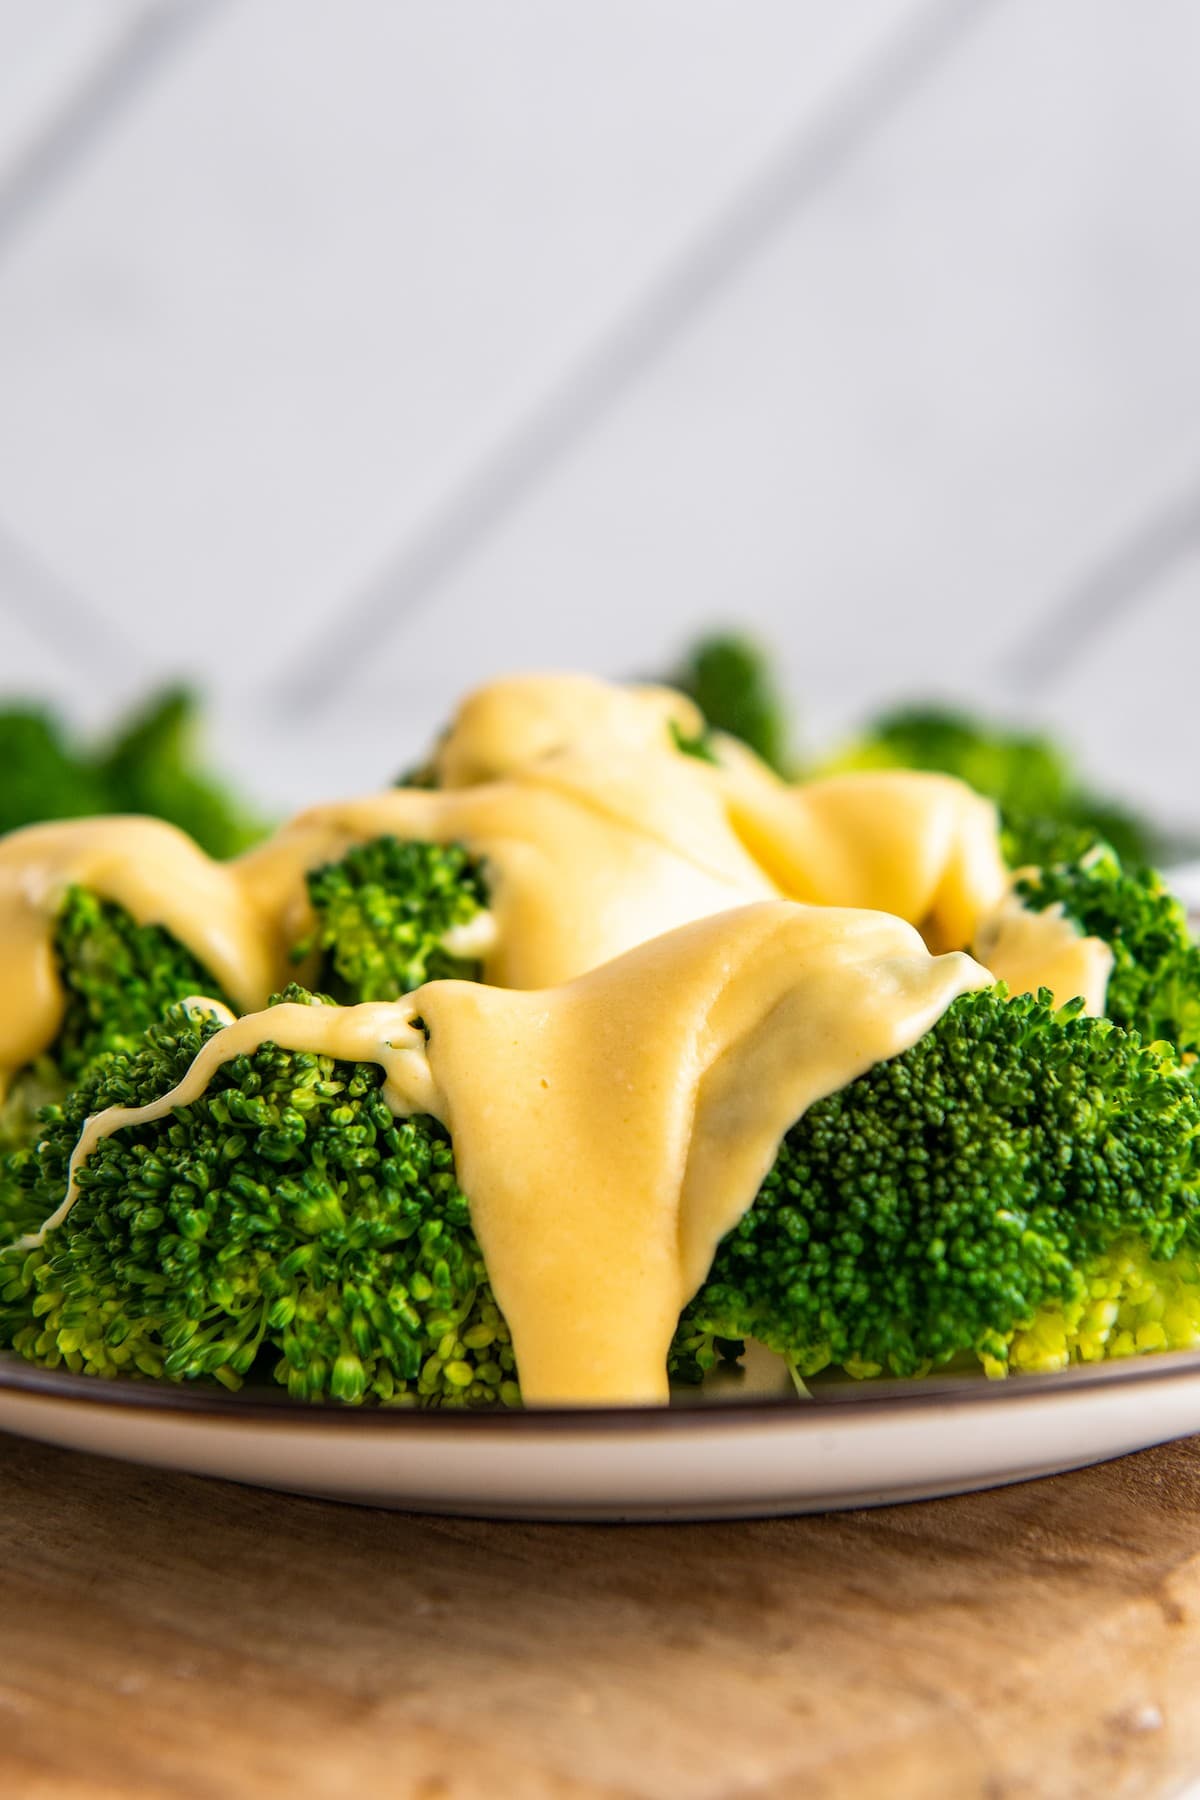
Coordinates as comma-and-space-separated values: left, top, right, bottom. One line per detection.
2, 1350, 1199, 1520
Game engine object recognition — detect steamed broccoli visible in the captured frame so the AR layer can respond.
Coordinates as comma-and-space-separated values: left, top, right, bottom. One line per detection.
0, 887, 231, 1215
0, 1059, 61, 1238
821, 708, 1200, 1057
1013, 839, 1200, 1059
0, 707, 109, 830
0, 990, 517, 1406
298, 837, 491, 1003
95, 687, 264, 858
665, 634, 1171, 864
5, 982, 1200, 1407
672, 988, 1200, 1385
0, 830, 494, 1196
0, 687, 264, 856
51, 886, 230, 1082
825, 703, 1155, 868
670, 634, 792, 775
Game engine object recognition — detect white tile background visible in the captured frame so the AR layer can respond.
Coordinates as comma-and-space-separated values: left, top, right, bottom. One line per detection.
0, 0, 1197, 824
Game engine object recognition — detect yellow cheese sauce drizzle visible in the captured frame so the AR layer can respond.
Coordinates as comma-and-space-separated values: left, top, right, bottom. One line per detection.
0, 673, 1113, 1102
40, 902, 990, 1405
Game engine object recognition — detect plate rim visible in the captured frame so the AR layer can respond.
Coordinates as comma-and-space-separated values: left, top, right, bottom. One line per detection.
3, 1343, 1200, 1433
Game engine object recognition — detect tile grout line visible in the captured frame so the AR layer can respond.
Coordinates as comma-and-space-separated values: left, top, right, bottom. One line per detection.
999, 478, 1200, 698
273, 0, 1003, 715
0, 0, 230, 263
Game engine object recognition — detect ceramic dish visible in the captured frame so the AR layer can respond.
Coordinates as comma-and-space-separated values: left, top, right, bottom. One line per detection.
1, 1348, 1199, 1520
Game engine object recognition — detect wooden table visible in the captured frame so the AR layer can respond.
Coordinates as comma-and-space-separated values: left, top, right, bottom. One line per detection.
3, 1431, 1200, 1799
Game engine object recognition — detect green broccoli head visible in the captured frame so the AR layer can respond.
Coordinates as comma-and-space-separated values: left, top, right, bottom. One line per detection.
670, 634, 791, 775
0, 1057, 64, 1242
842, 705, 1070, 813
52, 885, 231, 1082
0, 1059, 61, 1161
95, 686, 266, 859
0, 708, 109, 835
0, 885, 233, 1238
298, 836, 491, 1004
0, 988, 517, 1408
1013, 840, 1200, 1059
0, 687, 266, 856
828, 704, 1155, 868
672, 988, 1200, 1384
2, 881, 230, 1097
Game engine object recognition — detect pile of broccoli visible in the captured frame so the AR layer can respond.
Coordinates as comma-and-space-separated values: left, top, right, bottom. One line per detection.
2, 979, 1199, 1406
2, 640, 1199, 1407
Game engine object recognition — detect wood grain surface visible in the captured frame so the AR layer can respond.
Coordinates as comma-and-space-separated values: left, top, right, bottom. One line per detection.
2, 1430, 1200, 1799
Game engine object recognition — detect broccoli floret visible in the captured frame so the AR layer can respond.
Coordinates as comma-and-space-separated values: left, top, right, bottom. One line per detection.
672, 988, 1200, 1383
0, 688, 265, 855
0, 707, 109, 834
0, 1057, 63, 1241
0, 1060, 60, 1157
833, 707, 1071, 820
827, 704, 1155, 868
94, 686, 265, 858
1014, 840, 1200, 1058
0, 989, 518, 1408
0, 887, 232, 1233
999, 813, 1097, 872
393, 754, 443, 791
670, 634, 791, 775
668, 720, 720, 766
52, 885, 230, 1081
298, 837, 491, 1003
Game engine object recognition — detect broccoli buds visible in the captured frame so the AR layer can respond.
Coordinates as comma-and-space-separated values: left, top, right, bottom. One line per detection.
823, 703, 1155, 868
674, 988, 1200, 1383
300, 836, 490, 1003
0, 688, 264, 856
1015, 839, 1200, 1060
0, 887, 233, 1228
1, 991, 517, 1408
669, 634, 792, 775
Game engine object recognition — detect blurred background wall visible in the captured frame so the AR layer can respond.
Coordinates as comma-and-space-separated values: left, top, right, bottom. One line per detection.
0, 0, 1197, 820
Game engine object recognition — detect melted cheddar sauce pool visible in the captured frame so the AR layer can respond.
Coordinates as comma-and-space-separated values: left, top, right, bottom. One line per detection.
0, 674, 1115, 1403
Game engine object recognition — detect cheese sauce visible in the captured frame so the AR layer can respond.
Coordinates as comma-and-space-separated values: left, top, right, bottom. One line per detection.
46, 902, 990, 1404
0, 673, 1112, 1102
974, 891, 1114, 1018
